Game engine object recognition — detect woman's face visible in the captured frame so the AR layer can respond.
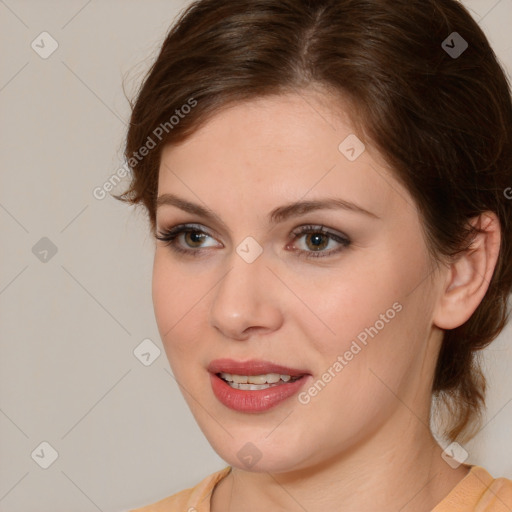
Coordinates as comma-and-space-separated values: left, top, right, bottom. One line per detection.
152, 90, 445, 473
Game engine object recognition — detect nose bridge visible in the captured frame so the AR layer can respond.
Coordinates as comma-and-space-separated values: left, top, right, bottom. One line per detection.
209, 246, 282, 339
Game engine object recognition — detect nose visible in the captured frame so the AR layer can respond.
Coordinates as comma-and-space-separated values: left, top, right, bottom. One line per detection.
209, 252, 284, 341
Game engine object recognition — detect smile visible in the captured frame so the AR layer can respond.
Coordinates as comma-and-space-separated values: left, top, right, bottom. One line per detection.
208, 359, 311, 412
218, 372, 300, 390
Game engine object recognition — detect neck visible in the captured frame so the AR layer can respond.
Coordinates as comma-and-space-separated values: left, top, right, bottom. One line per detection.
211, 415, 471, 512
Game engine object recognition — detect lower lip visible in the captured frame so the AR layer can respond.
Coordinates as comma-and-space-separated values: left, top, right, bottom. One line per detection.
210, 373, 308, 412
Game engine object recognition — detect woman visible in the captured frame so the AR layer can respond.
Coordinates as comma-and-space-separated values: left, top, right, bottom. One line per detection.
120, 0, 512, 510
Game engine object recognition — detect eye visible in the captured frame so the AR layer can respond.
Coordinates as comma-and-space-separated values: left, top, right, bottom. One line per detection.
155, 223, 351, 259
155, 223, 221, 255
288, 225, 351, 258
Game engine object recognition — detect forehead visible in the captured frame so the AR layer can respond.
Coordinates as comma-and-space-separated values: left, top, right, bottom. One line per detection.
157, 91, 413, 222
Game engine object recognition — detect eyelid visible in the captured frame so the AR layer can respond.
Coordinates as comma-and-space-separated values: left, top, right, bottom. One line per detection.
289, 224, 348, 240
156, 222, 223, 240
157, 223, 219, 240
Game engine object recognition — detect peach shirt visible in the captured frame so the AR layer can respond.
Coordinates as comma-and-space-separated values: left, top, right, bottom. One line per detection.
130, 465, 512, 512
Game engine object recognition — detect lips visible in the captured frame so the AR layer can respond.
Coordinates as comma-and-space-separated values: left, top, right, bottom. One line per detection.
207, 359, 309, 377
208, 359, 311, 412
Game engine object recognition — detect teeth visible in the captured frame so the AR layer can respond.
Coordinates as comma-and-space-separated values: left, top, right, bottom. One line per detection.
247, 374, 269, 384
232, 382, 272, 390
263, 373, 281, 384
219, 372, 296, 385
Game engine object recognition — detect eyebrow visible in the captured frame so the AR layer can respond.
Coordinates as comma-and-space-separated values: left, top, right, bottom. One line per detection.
155, 193, 380, 227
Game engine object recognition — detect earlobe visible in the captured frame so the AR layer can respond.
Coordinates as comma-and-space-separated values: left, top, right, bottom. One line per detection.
433, 212, 501, 330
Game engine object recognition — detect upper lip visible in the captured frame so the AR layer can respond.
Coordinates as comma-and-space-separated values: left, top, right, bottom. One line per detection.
208, 359, 310, 377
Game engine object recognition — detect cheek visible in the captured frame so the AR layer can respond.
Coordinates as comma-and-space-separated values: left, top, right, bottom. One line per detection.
151, 253, 205, 355
288, 262, 405, 355
289, 250, 430, 393
152, 256, 176, 334
305, 283, 433, 415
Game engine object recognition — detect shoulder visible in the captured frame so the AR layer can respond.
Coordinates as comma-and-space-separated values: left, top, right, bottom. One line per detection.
129, 466, 232, 512
478, 468, 512, 511
434, 465, 512, 512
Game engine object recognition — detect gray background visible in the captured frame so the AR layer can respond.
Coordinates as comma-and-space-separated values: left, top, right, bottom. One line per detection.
0, 1, 511, 511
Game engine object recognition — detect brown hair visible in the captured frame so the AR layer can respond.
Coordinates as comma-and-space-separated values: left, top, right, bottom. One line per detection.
117, 0, 512, 444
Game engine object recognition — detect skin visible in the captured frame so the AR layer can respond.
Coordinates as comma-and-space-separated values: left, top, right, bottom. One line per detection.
151, 89, 501, 512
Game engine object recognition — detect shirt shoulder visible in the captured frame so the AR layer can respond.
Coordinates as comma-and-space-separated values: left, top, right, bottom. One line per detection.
476, 472, 512, 511
433, 465, 512, 512
129, 466, 232, 512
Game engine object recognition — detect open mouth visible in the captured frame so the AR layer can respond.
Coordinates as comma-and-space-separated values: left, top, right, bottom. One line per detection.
217, 372, 303, 390
208, 360, 311, 412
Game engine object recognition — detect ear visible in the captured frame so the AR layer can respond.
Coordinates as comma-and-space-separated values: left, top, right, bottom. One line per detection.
433, 212, 501, 330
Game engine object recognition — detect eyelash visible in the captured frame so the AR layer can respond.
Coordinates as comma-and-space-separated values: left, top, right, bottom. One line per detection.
155, 223, 351, 259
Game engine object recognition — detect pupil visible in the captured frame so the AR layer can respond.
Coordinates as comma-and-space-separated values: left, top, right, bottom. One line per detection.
307, 233, 328, 251
186, 232, 204, 247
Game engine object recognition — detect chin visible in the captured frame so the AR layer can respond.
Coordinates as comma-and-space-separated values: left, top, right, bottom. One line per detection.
201, 422, 318, 474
